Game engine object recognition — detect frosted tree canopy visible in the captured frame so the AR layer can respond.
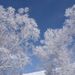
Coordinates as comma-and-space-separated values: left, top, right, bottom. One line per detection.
0, 4, 75, 75
0, 5, 40, 69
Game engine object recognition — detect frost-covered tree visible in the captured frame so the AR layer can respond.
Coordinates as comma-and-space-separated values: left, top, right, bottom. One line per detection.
33, 5, 75, 75
0, 5, 40, 75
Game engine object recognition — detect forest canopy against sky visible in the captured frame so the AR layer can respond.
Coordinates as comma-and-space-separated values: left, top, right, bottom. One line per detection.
0, 0, 75, 75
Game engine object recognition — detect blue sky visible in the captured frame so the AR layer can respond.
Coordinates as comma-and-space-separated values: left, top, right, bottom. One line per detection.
0, 0, 75, 74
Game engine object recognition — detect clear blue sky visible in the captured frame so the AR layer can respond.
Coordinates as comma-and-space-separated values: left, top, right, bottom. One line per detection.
0, 0, 75, 73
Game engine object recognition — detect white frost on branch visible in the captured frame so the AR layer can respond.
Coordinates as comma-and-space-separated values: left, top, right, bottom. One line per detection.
33, 5, 75, 75
0, 5, 40, 69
